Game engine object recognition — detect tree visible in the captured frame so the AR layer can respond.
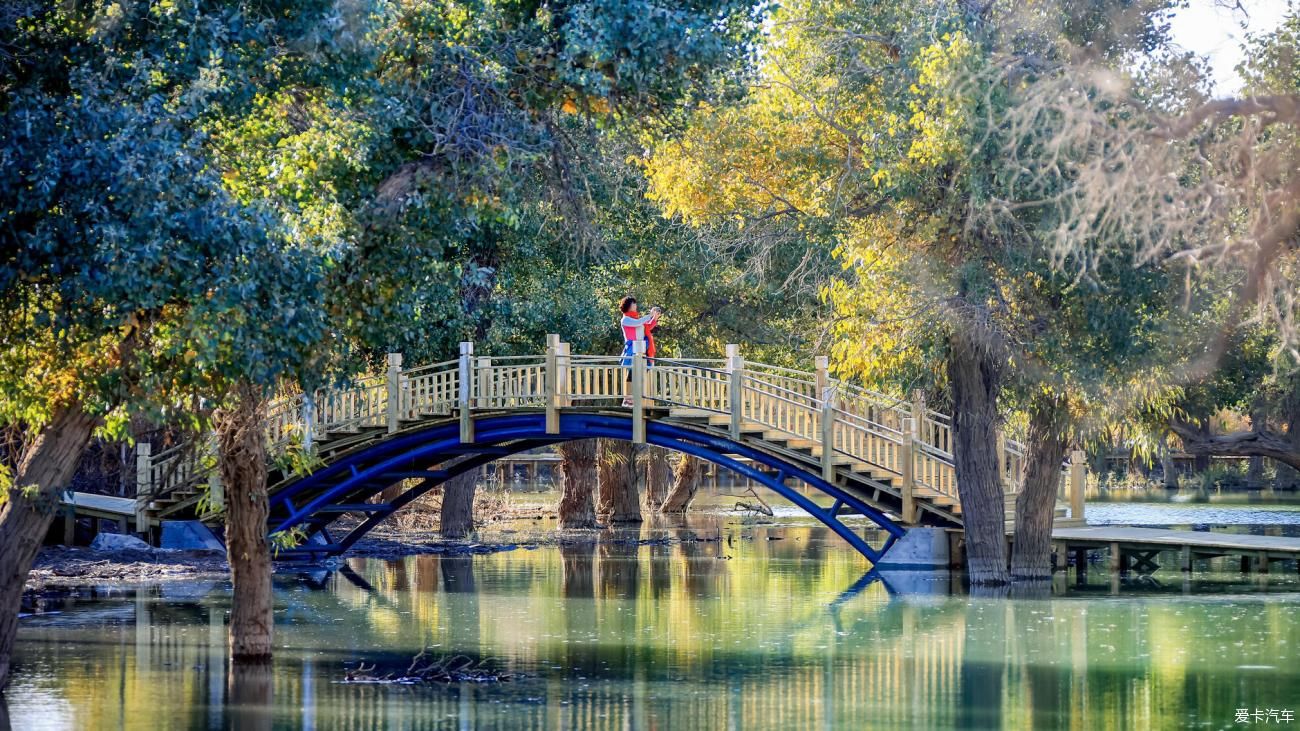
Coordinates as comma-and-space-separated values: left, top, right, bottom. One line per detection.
0, 0, 345, 684
643, 0, 1223, 583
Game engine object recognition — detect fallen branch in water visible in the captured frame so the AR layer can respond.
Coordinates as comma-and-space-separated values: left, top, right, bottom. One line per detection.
728, 485, 774, 516
342, 650, 516, 684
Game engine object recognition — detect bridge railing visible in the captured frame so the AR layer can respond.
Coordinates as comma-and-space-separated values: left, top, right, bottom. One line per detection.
132, 337, 1086, 529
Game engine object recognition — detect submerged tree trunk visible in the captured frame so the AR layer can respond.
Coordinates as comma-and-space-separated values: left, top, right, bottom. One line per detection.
598, 439, 642, 523
643, 447, 672, 512
1010, 393, 1070, 581
216, 382, 272, 662
596, 440, 618, 517
0, 405, 98, 689
659, 454, 702, 514
556, 440, 598, 529
439, 471, 478, 539
947, 327, 1009, 586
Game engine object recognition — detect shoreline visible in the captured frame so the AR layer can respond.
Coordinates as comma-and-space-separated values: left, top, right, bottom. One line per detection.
23, 517, 731, 593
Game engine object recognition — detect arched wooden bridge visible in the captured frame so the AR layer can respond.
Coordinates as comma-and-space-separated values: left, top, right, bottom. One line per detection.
109, 338, 1071, 561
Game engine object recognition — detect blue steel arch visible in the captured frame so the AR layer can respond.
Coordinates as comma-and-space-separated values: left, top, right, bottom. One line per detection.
268, 413, 905, 562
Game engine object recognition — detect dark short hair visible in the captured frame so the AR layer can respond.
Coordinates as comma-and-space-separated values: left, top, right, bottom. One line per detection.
619, 296, 636, 313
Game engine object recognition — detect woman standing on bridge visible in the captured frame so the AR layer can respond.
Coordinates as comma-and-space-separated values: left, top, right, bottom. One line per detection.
619, 296, 660, 407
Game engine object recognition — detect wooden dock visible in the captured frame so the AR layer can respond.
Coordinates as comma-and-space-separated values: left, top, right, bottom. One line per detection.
1051, 525, 1300, 574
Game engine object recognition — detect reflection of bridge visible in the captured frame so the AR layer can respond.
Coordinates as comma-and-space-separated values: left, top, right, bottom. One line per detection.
69, 339, 1079, 560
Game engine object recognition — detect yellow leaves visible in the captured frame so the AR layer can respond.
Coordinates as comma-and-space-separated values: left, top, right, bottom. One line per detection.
905, 32, 975, 167
560, 98, 578, 115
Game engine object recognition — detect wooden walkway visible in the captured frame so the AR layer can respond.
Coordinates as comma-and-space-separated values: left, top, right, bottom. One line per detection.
1052, 525, 1300, 574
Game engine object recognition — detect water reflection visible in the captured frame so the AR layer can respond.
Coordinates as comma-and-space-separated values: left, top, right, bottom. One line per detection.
8, 520, 1300, 730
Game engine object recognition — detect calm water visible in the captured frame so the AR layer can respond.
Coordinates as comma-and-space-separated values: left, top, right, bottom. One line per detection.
6, 505, 1300, 730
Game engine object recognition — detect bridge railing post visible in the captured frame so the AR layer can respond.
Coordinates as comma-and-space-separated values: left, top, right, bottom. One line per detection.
386, 352, 403, 434
900, 419, 918, 524
134, 442, 152, 535
815, 356, 836, 483
208, 470, 224, 514
545, 334, 560, 435
632, 339, 647, 444
458, 342, 474, 443
910, 389, 927, 490
302, 393, 315, 453
1069, 448, 1087, 524
557, 341, 571, 407
726, 344, 743, 440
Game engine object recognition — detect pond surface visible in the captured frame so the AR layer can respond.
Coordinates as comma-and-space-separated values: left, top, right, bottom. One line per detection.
6, 505, 1300, 730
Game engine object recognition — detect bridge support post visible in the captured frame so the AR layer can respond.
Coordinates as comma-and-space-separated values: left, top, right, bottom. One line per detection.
632, 339, 647, 444
134, 442, 152, 535
386, 352, 403, 434
816, 356, 836, 483
545, 334, 560, 434
726, 344, 744, 441
459, 342, 474, 443
1069, 449, 1087, 523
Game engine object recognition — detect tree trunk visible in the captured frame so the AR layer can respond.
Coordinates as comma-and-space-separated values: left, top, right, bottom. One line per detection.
947, 327, 1009, 585
1277, 378, 1300, 488
0, 405, 98, 689
643, 447, 672, 512
1159, 441, 1179, 488
439, 470, 478, 539
659, 454, 702, 514
556, 440, 598, 529
215, 382, 273, 662
596, 440, 618, 517
1010, 393, 1070, 581
598, 439, 642, 523
227, 659, 274, 731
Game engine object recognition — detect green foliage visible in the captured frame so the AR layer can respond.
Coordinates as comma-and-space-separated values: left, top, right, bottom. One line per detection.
271, 436, 325, 479
270, 525, 309, 556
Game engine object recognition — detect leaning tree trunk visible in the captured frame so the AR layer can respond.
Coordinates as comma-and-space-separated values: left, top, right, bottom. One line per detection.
598, 439, 642, 523
556, 440, 598, 529
1010, 393, 1070, 581
0, 405, 98, 689
659, 454, 702, 514
643, 447, 672, 512
215, 382, 273, 662
440, 471, 478, 539
947, 327, 1009, 586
